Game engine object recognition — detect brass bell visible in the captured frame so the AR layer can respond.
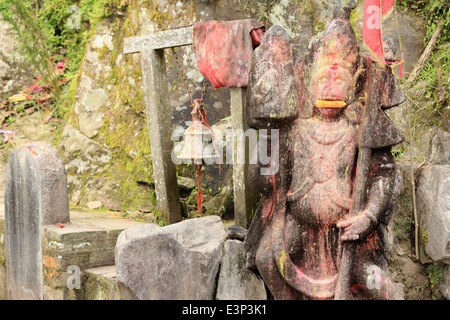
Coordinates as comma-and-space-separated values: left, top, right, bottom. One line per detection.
177, 99, 220, 215
178, 117, 219, 165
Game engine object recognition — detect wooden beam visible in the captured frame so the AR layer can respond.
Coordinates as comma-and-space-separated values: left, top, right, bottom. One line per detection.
124, 27, 193, 54
140, 48, 182, 224
230, 87, 255, 228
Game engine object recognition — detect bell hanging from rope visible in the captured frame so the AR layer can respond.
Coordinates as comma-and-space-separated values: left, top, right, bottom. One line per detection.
177, 100, 219, 165
178, 99, 220, 216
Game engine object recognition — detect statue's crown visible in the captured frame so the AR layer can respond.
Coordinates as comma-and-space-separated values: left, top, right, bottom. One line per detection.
315, 10, 359, 72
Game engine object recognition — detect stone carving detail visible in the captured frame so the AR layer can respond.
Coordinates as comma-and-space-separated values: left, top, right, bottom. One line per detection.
244, 4, 405, 300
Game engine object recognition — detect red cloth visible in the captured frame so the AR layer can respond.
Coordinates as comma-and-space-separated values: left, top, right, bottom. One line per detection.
363, 0, 393, 66
381, 0, 394, 16
193, 19, 265, 88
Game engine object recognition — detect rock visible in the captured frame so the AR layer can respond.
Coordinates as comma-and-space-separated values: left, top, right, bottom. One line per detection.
84, 265, 138, 300
60, 124, 112, 176
177, 176, 197, 192
430, 129, 450, 165
0, 21, 36, 97
440, 265, 450, 300
202, 184, 234, 220
4, 142, 70, 299
87, 200, 103, 210
75, 88, 107, 138
216, 240, 267, 300
59, 124, 125, 209
115, 215, 227, 300
227, 225, 248, 241
417, 165, 450, 264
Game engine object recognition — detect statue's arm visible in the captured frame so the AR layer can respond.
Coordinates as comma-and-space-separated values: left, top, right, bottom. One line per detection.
363, 147, 396, 225
338, 147, 396, 241
248, 131, 278, 195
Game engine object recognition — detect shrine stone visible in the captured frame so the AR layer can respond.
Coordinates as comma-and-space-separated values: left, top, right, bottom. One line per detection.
216, 240, 267, 300
5, 141, 70, 299
115, 215, 227, 300
417, 165, 450, 264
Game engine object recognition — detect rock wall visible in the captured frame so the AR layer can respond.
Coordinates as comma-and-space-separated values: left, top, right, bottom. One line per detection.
56, 0, 429, 218
0, 21, 36, 99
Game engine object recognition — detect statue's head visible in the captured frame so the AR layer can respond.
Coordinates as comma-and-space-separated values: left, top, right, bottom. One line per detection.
302, 7, 360, 118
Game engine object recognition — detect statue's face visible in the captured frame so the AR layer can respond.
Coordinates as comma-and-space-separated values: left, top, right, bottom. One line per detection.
313, 64, 353, 102
312, 64, 354, 118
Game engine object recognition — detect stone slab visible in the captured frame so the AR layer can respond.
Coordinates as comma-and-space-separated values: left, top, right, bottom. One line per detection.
42, 209, 146, 292
417, 165, 450, 264
84, 265, 138, 300
18, 209, 145, 300
115, 215, 227, 300
216, 240, 267, 300
5, 142, 70, 300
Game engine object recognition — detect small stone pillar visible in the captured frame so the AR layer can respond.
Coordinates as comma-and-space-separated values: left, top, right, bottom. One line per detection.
5, 142, 70, 299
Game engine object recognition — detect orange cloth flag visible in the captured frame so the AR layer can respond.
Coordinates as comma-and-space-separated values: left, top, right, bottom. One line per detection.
362, 0, 394, 65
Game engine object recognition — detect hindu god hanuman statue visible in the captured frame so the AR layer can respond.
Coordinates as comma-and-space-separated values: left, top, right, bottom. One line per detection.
244, 4, 405, 300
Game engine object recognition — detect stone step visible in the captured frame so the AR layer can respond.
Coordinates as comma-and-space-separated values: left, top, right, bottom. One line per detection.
0, 208, 146, 300
84, 265, 137, 300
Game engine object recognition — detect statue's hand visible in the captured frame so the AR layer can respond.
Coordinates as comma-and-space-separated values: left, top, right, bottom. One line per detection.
337, 212, 375, 241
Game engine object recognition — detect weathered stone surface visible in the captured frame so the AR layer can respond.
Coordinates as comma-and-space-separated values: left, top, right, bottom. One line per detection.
0, 210, 6, 300
115, 215, 227, 300
84, 265, 138, 300
87, 200, 103, 210
440, 265, 450, 300
75, 88, 107, 139
430, 129, 450, 165
227, 225, 248, 241
177, 176, 197, 192
417, 165, 450, 264
42, 209, 146, 300
59, 124, 125, 210
60, 124, 112, 177
124, 26, 193, 53
216, 240, 267, 300
5, 142, 70, 300
0, 21, 36, 97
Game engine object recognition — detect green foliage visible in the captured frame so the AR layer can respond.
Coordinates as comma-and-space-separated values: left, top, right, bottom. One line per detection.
0, 0, 124, 109
396, 0, 450, 45
395, 0, 450, 129
426, 264, 443, 299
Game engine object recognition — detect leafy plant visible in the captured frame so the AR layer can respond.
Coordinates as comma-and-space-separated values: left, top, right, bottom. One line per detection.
0, 0, 124, 114
395, 0, 450, 129
426, 264, 443, 299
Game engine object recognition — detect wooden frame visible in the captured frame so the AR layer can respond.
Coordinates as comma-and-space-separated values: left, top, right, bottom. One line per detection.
124, 27, 253, 227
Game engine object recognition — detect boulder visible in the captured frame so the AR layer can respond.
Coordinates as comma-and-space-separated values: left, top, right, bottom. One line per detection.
440, 265, 450, 300
417, 165, 450, 264
430, 129, 450, 165
177, 176, 197, 192
115, 215, 227, 300
216, 240, 267, 300
227, 225, 248, 241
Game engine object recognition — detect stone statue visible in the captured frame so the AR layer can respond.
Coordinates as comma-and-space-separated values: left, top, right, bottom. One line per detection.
244, 4, 405, 300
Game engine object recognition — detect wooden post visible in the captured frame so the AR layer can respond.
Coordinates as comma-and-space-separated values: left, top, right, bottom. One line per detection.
140, 48, 181, 224
230, 87, 254, 228
124, 30, 193, 225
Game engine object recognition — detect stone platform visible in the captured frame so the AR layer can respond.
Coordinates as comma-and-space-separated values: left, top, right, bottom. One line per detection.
0, 208, 146, 300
